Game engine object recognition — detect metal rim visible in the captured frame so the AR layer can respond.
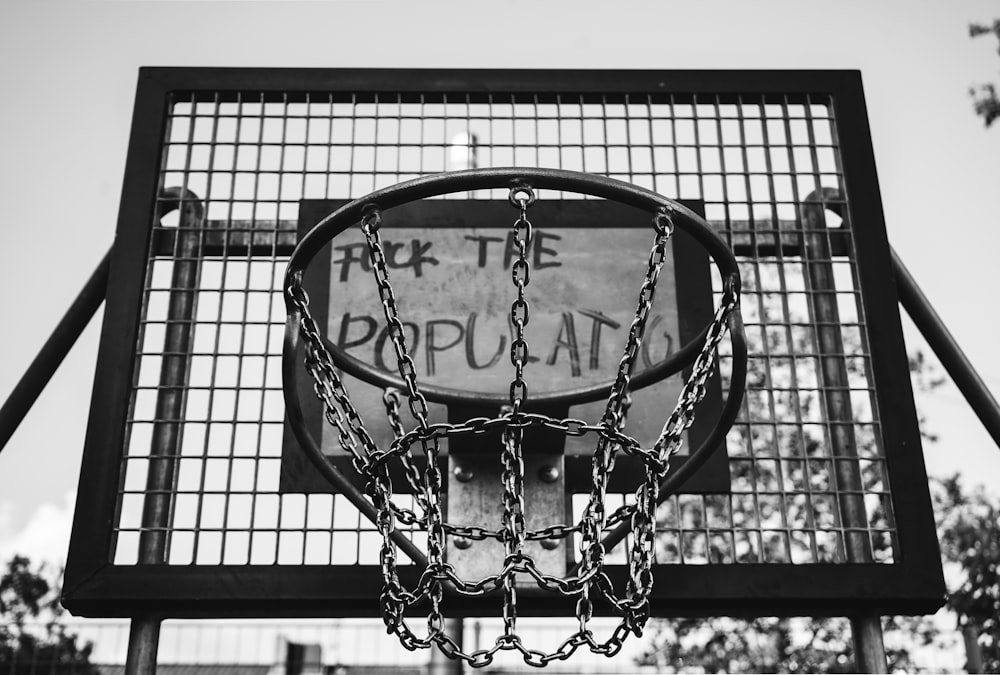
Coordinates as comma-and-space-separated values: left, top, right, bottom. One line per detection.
284, 167, 741, 407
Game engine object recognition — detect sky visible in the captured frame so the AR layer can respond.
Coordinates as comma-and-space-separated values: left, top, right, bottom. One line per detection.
0, 0, 999, 570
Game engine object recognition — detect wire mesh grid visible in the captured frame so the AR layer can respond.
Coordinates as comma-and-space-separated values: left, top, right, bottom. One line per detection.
112, 89, 893, 571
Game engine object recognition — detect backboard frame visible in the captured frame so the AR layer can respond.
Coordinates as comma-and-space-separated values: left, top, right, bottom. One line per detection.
63, 68, 944, 619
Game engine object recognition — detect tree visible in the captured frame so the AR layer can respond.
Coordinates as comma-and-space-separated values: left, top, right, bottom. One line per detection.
636, 342, 1000, 672
0, 556, 99, 674
934, 476, 1000, 672
970, 20, 1000, 127
638, 616, 857, 673
637, 476, 1000, 673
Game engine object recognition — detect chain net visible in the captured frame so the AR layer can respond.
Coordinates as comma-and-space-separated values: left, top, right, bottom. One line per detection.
285, 184, 740, 667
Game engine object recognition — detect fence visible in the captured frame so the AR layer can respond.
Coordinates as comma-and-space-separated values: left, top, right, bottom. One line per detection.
1, 617, 969, 673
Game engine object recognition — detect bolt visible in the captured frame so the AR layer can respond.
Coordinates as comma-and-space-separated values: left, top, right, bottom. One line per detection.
538, 465, 560, 483
453, 466, 474, 483
540, 538, 560, 550
454, 537, 472, 550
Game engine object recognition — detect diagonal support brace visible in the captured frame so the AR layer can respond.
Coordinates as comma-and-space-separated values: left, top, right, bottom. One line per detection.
892, 248, 1000, 449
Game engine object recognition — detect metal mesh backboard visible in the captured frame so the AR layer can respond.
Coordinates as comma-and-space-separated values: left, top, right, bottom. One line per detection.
64, 69, 942, 618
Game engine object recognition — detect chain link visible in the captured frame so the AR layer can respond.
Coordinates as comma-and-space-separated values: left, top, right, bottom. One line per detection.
502, 186, 534, 638
383, 388, 429, 515
508, 186, 533, 415
653, 276, 740, 464
287, 194, 739, 668
359, 204, 449, 643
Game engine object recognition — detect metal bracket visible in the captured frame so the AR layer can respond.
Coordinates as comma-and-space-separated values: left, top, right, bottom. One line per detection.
446, 452, 568, 583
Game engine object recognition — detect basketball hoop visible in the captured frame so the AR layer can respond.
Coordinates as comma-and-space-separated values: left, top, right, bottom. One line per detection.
283, 168, 746, 667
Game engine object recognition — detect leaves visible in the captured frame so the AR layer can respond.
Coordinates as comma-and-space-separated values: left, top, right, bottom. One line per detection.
934, 475, 1000, 672
636, 476, 1000, 672
971, 85, 1000, 128
637, 617, 858, 673
0, 557, 100, 675
970, 20, 1000, 127
0, 556, 52, 622
636, 341, 999, 672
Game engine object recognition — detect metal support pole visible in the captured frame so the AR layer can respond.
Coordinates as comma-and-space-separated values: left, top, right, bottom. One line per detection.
137, 193, 203, 565
802, 200, 888, 673
0, 249, 111, 452
124, 616, 162, 675
962, 623, 984, 673
891, 249, 1000, 448
428, 618, 464, 675
125, 190, 204, 675
851, 615, 888, 674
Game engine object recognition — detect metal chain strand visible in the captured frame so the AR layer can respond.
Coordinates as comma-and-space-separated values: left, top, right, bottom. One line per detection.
288, 284, 379, 468
508, 185, 534, 415
603, 209, 674, 430
502, 185, 534, 639
359, 206, 448, 645
289, 194, 740, 668
383, 388, 428, 514
574, 209, 675, 640
653, 276, 740, 464
501, 422, 526, 637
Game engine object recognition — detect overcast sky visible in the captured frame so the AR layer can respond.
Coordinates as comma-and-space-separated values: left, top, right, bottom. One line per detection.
1, 0, 999, 566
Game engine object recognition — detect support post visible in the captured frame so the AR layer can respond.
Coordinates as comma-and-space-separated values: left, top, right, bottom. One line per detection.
126, 190, 204, 675
803, 200, 888, 673
851, 615, 888, 674
963, 623, 984, 674
0, 249, 111, 452
428, 618, 464, 675
138, 194, 203, 562
124, 616, 162, 675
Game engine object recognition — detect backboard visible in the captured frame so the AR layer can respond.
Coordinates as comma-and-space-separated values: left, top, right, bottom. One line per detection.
280, 196, 729, 498
64, 69, 943, 620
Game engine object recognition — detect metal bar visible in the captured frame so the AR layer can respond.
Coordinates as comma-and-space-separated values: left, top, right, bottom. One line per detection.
802, 198, 887, 672
124, 616, 161, 675
892, 248, 1000, 449
851, 615, 889, 674
0, 249, 111, 452
143, 67, 869, 103
803, 222, 870, 562
428, 618, 464, 675
139, 195, 203, 563
128, 191, 205, 675
61, 561, 944, 618
151, 218, 835, 263
963, 623, 984, 673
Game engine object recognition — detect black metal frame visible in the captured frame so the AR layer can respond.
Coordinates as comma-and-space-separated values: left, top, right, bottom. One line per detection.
63, 68, 944, 619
